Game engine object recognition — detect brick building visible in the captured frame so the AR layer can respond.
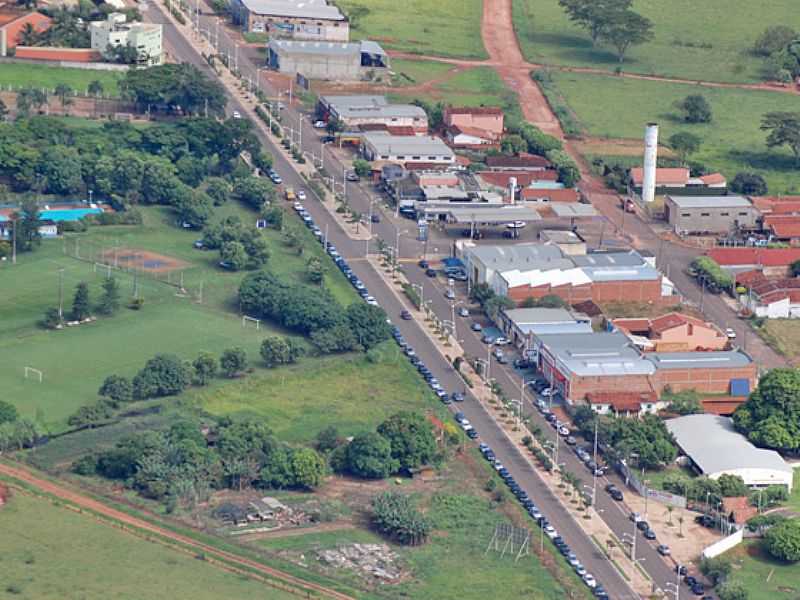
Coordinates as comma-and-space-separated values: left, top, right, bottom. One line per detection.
648, 351, 757, 395
443, 106, 503, 148
0, 10, 51, 56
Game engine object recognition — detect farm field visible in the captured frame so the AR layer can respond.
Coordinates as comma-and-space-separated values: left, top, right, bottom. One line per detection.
0, 63, 122, 96
512, 0, 796, 83
0, 491, 297, 600
192, 340, 441, 443
547, 71, 800, 193
337, 0, 487, 59
724, 540, 800, 600
390, 67, 523, 122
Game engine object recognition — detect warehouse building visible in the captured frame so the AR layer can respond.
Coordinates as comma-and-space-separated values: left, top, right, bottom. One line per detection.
361, 132, 454, 165
318, 95, 428, 131
647, 350, 757, 395
231, 0, 349, 40
267, 40, 387, 80
666, 414, 793, 490
664, 195, 759, 235
498, 307, 592, 352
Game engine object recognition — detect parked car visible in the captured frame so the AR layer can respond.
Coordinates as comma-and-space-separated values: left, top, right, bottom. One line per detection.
657, 544, 670, 556
482, 334, 495, 344
445, 289, 455, 300
451, 392, 465, 402
313, 120, 327, 128
636, 520, 650, 532
418, 259, 429, 269
494, 337, 510, 346
643, 528, 656, 540
583, 574, 597, 588
345, 171, 359, 182
471, 323, 482, 332
296, 189, 307, 201
232, 110, 241, 119
725, 327, 737, 339
425, 268, 437, 278
565, 436, 577, 446
400, 310, 412, 320
459, 307, 470, 317
610, 488, 624, 501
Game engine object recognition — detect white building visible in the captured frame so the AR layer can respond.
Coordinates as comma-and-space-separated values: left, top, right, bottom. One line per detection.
89, 13, 163, 66
361, 132, 455, 165
319, 95, 428, 131
231, 0, 349, 40
666, 414, 794, 490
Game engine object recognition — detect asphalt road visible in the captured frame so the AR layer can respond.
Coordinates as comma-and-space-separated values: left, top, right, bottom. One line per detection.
146, 7, 694, 597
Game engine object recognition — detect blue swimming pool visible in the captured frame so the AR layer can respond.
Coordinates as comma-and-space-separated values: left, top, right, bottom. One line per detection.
40, 208, 103, 221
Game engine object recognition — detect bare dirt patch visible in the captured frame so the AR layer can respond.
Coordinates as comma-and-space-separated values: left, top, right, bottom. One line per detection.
100, 247, 190, 274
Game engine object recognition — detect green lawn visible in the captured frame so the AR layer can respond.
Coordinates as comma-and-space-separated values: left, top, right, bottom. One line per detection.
787, 468, 800, 512
390, 67, 523, 122
724, 539, 800, 600
0, 202, 358, 432
191, 340, 441, 443
0, 492, 297, 600
547, 71, 800, 193
0, 63, 122, 96
390, 58, 457, 87
242, 31, 269, 43
338, 0, 487, 59
513, 0, 796, 83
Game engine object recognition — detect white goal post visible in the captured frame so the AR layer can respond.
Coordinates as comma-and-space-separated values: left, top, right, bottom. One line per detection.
242, 315, 261, 330
24, 367, 43, 382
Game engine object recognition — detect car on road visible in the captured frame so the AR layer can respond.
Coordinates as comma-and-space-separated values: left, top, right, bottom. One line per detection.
725, 327, 737, 339
482, 334, 495, 344
691, 583, 705, 596
452, 392, 465, 402
425, 268, 437, 278
232, 110, 241, 119
445, 289, 455, 300
296, 190, 307, 201
269, 172, 283, 184
497, 354, 509, 364
345, 171, 359, 182
494, 337, 510, 346
459, 307, 470, 317
313, 120, 326, 128
493, 348, 504, 359
657, 544, 670, 556
558, 426, 570, 437
636, 520, 650, 532
418, 259, 429, 269
695, 514, 714, 528
371, 214, 380, 223
643, 528, 656, 540
400, 310, 412, 320
565, 436, 577, 446
544, 525, 557, 539
540, 387, 553, 397
582, 574, 597, 588
610, 488, 624, 501
630, 512, 643, 522
321, 135, 335, 144
471, 323, 482, 331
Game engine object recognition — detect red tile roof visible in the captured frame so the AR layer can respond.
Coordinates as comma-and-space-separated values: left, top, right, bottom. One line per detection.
630, 167, 689, 186
734, 269, 766, 286
447, 124, 500, 141
706, 247, 800, 267
520, 188, 580, 202
650, 312, 710, 335
751, 196, 800, 214
478, 170, 558, 188
446, 106, 504, 116
612, 318, 651, 333
698, 173, 727, 185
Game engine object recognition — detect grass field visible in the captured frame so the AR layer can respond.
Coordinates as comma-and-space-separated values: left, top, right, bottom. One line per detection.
0, 202, 359, 432
338, 0, 487, 59
389, 58, 457, 87
0, 491, 297, 600
390, 67, 523, 122
756, 320, 800, 365
547, 71, 800, 193
0, 63, 122, 96
192, 340, 441, 443
724, 540, 800, 600
513, 0, 797, 83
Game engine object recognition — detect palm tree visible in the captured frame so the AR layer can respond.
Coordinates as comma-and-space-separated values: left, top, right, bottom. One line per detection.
16, 87, 47, 117
666, 505, 674, 526
87, 80, 103, 117
54, 83, 73, 115
677, 515, 684, 538
18, 22, 38, 46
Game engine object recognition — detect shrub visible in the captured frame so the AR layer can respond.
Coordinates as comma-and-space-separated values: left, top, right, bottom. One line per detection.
764, 517, 800, 562
371, 491, 431, 545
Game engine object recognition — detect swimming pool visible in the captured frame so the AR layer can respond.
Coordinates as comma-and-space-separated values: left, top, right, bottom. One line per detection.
40, 208, 103, 221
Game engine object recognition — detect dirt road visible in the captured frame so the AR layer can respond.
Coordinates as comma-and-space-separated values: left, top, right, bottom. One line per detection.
0, 461, 355, 600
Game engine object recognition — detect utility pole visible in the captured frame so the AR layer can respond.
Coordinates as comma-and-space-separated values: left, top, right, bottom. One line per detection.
592, 417, 599, 509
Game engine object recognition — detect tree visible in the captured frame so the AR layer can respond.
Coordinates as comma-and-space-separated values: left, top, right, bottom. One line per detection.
730, 172, 768, 196
345, 303, 391, 350
377, 412, 437, 472
761, 112, 800, 167
220, 240, 249, 271
700, 555, 732, 585
15, 197, 42, 252
470, 282, 495, 306
764, 517, 800, 562
353, 158, 371, 178
108, 41, 139, 64
88, 79, 104, 98
716, 579, 749, 600
545, 149, 581, 187
54, 83, 73, 114
0, 98, 8, 122
16, 87, 47, 117
598, 9, 654, 63
345, 4, 370, 28
18, 22, 39, 45
71, 282, 91, 321
205, 177, 231, 205
120, 63, 227, 115
233, 175, 275, 210
306, 256, 324, 285
668, 132, 702, 164
665, 390, 703, 415
97, 277, 121, 315
263, 206, 283, 230
733, 368, 800, 452
791, 259, 800, 278
258, 445, 295, 489
371, 491, 430, 546
326, 116, 345, 135
0, 400, 18, 425
484, 295, 515, 321
316, 426, 341, 453
290, 447, 327, 490
676, 94, 713, 124
192, 352, 217, 385
132, 354, 191, 399
220, 347, 247, 377
310, 323, 359, 354
174, 189, 212, 229
98, 375, 132, 403
558, 0, 632, 46
753, 25, 797, 57
260, 336, 302, 368
501, 134, 527, 156
346, 431, 399, 479
68, 399, 115, 429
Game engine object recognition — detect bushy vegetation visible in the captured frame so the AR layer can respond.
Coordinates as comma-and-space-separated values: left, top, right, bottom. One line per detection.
734, 369, 800, 453
764, 518, 800, 562
691, 256, 733, 289
371, 491, 431, 545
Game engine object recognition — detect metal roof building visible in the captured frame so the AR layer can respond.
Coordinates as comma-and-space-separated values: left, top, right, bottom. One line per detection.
319, 95, 428, 129
665, 195, 759, 235
666, 414, 793, 490
499, 308, 592, 350
267, 40, 388, 80
236, 0, 346, 19
646, 351, 754, 370
232, 0, 349, 40
536, 331, 656, 377
361, 132, 455, 164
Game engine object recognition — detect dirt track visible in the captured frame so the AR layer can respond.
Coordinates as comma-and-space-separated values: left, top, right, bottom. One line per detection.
0, 461, 355, 600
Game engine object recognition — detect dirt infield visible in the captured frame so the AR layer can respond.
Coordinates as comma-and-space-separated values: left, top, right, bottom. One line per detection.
100, 248, 190, 274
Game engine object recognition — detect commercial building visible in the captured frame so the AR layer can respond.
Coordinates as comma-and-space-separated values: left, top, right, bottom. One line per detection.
612, 312, 728, 352
89, 13, 163, 65
318, 95, 427, 131
497, 307, 592, 352
267, 40, 387, 80
0, 10, 51, 56
647, 350, 757, 396
585, 391, 662, 417
666, 414, 793, 490
361, 132, 454, 165
230, 0, 349, 40
664, 195, 758, 235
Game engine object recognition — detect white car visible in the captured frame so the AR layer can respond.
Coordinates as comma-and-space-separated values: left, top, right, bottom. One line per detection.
232, 110, 241, 119
541, 388, 553, 397
575, 564, 587, 577
725, 327, 737, 339
297, 190, 307, 201
544, 525, 558, 539
313, 120, 327, 129
583, 574, 597, 588
459, 307, 470, 317
293, 202, 304, 211
494, 337, 510, 346
506, 221, 526, 229
558, 426, 570, 437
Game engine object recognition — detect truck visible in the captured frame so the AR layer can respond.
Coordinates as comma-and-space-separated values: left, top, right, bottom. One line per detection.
284, 187, 295, 201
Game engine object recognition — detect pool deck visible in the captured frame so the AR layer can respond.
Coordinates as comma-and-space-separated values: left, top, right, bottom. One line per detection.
0, 203, 111, 220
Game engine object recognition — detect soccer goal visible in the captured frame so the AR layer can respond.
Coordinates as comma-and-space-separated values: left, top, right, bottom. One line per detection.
24, 367, 43, 383
242, 315, 261, 330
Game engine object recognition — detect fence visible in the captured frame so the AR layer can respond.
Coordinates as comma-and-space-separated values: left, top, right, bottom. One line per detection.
701, 528, 743, 559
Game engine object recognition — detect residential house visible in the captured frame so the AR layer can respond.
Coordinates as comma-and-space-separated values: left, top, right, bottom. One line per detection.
443, 106, 503, 148
485, 154, 550, 171
629, 167, 727, 198
740, 277, 800, 319
0, 10, 51, 57
585, 391, 663, 417
230, 0, 349, 40
706, 247, 800, 278
89, 13, 163, 65
612, 312, 728, 352
0, 218, 57, 240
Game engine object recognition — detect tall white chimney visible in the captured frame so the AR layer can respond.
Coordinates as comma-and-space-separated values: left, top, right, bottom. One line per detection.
508, 176, 517, 204
642, 123, 658, 203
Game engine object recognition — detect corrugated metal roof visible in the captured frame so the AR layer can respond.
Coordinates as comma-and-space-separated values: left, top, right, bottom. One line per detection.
538, 331, 656, 377
363, 133, 454, 157
646, 350, 753, 369
239, 0, 345, 20
321, 95, 427, 120
666, 415, 792, 478
269, 40, 359, 56
666, 195, 752, 209
550, 203, 598, 217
